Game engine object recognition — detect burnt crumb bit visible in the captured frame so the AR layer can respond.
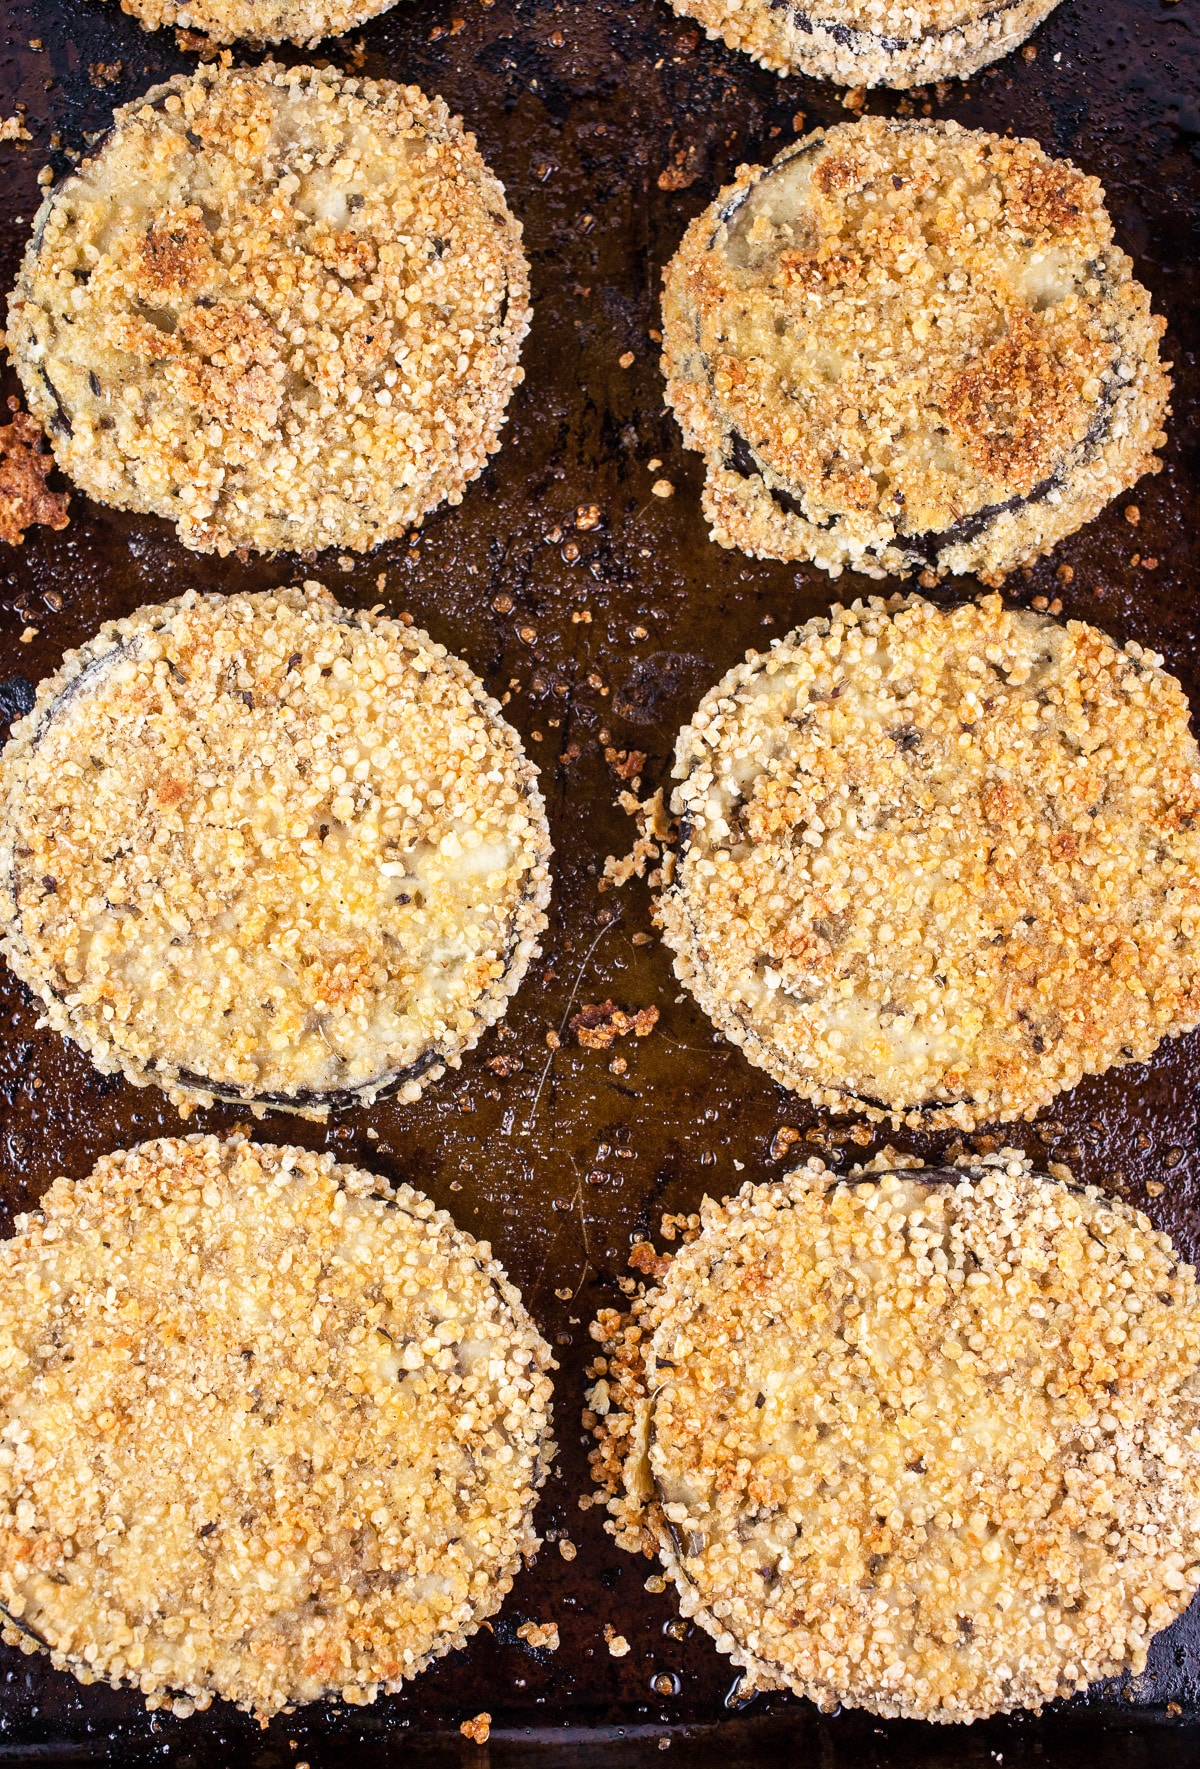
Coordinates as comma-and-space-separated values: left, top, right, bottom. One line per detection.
0, 1135, 554, 1720
569, 1001, 661, 1050
587, 1152, 1200, 1722
0, 399, 69, 547
628, 1241, 672, 1278
661, 594, 1200, 1131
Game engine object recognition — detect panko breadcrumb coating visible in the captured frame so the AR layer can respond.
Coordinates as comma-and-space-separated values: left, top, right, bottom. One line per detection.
0, 583, 551, 1116
667, 0, 1061, 89
111, 0, 405, 49
7, 62, 530, 555
588, 1154, 1200, 1723
0, 1135, 555, 1720
660, 595, 1200, 1130
662, 119, 1169, 580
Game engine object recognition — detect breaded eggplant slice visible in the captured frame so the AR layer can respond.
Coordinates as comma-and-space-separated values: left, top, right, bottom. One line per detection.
662, 119, 1169, 580
7, 62, 530, 555
588, 1154, 1200, 1723
0, 583, 551, 1116
659, 596, 1200, 1130
108, 0, 404, 48
666, 0, 1061, 89
0, 1135, 555, 1720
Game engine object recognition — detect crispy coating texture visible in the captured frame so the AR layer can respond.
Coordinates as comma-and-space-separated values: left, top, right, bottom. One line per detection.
667, 0, 1061, 88
0, 1135, 555, 1720
662, 120, 1169, 580
0, 402, 69, 546
111, 0, 403, 48
660, 596, 1200, 1129
0, 583, 551, 1115
588, 1156, 1200, 1722
7, 63, 530, 555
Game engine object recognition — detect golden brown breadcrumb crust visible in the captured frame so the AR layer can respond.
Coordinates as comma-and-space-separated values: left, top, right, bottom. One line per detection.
111, 0, 402, 48
588, 1155, 1200, 1722
7, 62, 530, 555
662, 119, 1169, 580
667, 0, 1060, 88
659, 596, 1200, 1130
0, 583, 551, 1116
0, 1135, 555, 1720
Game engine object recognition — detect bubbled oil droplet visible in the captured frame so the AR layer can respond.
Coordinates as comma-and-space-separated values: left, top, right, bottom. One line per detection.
662, 1616, 691, 1641
650, 1670, 681, 1697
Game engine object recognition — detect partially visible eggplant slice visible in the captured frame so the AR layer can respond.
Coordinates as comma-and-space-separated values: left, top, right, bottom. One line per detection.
667, 0, 1061, 88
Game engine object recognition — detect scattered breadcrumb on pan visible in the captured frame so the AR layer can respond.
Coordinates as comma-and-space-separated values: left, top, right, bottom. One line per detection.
569, 1001, 660, 1049
0, 400, 68, 545
601, 789, 675, 891
516, 1620, 561, 1651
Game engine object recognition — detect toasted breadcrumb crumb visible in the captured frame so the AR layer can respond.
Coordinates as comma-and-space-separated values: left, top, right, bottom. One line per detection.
516, 1620, 560, 1650
0, 401, 68, 546
569, 1002, 660, 1050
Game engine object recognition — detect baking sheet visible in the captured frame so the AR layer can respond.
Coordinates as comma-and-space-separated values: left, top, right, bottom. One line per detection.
0, 0, 1199, 1757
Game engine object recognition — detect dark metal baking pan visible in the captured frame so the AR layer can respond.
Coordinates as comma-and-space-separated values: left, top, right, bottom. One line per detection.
1, 0, 1199, 1757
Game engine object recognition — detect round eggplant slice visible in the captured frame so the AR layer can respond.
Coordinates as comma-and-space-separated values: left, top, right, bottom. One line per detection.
659, 595, 1200, 1130
0, 1135, 555, 1719
7, 62, 530, 555
0, 584, 552, 1117
588, 1157, 1200, 1722
661, 119, 1169, 581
